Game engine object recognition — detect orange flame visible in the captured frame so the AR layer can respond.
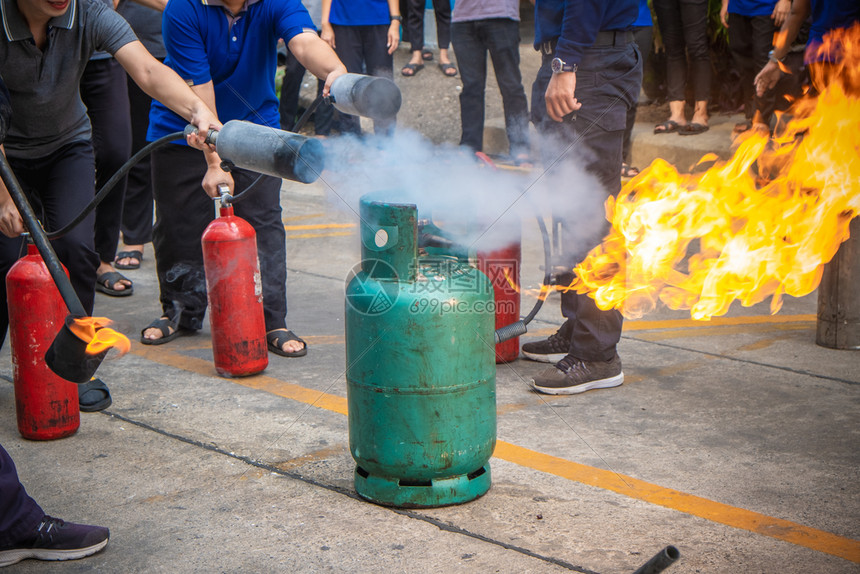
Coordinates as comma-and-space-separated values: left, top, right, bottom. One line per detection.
69, 317, 131, 356
502, 267, 553, 302
570, 23, 860, 321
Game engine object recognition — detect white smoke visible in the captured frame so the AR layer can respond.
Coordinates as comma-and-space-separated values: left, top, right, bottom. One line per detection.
315, 127, 610, 255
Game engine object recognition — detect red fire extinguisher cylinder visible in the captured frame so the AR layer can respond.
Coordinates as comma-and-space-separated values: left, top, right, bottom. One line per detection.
477, 238, 522, 364
201, 200, 268, 377
6, 242, 80, 440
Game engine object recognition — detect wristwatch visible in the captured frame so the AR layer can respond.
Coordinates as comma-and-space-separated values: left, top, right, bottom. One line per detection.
767, 49, 784, 64
551, 57, 577, 74
390, 15, 402, 22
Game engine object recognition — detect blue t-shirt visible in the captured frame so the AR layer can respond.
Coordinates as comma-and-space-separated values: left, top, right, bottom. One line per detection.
633, 0, 652, 27
727, 0, 776, 18
534, 0, 637, 66
808, 0, 860, 60
147, 0, 314, 141
329, 0, 388, 27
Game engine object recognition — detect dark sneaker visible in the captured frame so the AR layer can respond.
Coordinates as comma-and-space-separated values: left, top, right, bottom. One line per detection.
521, 320, 571, 363
531, 354, 623, 395
0, 516, 109, 567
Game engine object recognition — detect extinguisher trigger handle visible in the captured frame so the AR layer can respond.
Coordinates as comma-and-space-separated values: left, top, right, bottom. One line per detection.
183, 124, 219, 145
217, 184, 233, 205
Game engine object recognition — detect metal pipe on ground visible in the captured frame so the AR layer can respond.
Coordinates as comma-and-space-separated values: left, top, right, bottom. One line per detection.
632, 545, 680, 574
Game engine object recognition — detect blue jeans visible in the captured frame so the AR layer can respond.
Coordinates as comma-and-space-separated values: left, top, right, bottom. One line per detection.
451, 18, 530, 158
531, 36, 642, 362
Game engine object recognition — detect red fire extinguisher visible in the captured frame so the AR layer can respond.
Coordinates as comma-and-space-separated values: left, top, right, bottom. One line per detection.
6, 240, 80, 440
201, 192, 268, 377
477, 234, 522, 364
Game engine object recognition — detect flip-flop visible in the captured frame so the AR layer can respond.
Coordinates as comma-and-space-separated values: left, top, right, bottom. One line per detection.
79, 378, 111, 412
140, 316, 195, 346
96, 271, 133, 297
439, 62, 457, 77
653, 120, 682, 134
267, 329, 308, 358
401, 63, 424, 77
115, 250, 143, 270
679, 122, 710, 136
621, 163, 640, 177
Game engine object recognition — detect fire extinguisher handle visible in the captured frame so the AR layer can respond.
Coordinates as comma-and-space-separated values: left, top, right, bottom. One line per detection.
183, 124, 219, 146
217, 184, 233, 205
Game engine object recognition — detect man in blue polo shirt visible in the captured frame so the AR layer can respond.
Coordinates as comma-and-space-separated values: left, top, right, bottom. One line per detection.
141, 0, 346, 358
0, 0, 220, 411
523, 0, 642, 395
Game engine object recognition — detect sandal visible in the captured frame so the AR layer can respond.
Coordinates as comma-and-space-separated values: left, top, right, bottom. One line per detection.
401, 62, 424, 77
439, 62, 457, 77
422, 49, 434, 61
267, 329, 307, 358
96, 271, 133, 297
140, 316, 195, 346
79, 378, 112, 412
621, 163, 640, 178
653, 120, 682, 134
115, 250, 143, 270
679, 122, 709, 136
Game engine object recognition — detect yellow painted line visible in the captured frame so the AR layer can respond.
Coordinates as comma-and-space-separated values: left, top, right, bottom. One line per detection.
132, 343, 348, 416
129, 339, 858, 563
284, 223, 356, 231
283, 213, 325, 222
624, 314, 815, 331
287, 231, 354, 239
525, 314, 816, 338
493, 442, 860, 563
633, 323, 811, 342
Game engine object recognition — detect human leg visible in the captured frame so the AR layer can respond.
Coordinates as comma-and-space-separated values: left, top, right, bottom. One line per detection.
0, 444, 44, 549
279, 50, 307, 132
148, 145, 213, 338
750, 14, 778, 127
653, 0, 688, 127
362, 25, 397, 136
680, 0, 711, 125
80, 58, 133, 292
118, 68, 156, 268
451, 20, 488, 153
0, 444, 109, 567
331, 24, 364, 135
486, 18, 530, 160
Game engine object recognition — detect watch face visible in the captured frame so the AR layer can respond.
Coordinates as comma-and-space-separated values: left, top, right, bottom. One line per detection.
551, 58, 563, 73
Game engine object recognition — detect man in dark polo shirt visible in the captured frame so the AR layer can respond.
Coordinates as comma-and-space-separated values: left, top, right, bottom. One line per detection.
0, 0, 220, 410
523, 0, 642, 395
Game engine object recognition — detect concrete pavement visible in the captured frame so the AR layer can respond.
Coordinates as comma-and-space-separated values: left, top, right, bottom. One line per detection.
0, 42, 858, 573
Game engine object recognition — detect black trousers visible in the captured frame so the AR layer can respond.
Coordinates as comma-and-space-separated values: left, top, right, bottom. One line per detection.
331, 24, 395, 136
0, 141, 100, 348
451, 18, 530, 158
80, 58, 132, 264
406, 0, 451, 52
150, 144, 288, 332
653, 0, 711, 102
0, 444, 43, 548
728, 12, 777, 124
278, 49, 334, 136
531, 37, 642, 362
622, 25, 653, 164
120, 61, 160, 247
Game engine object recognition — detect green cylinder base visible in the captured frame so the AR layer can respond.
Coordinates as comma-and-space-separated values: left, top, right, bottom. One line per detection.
354, 463, 491, 508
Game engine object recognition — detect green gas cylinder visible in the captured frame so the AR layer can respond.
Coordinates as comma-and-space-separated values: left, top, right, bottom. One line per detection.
345, 194, 497, 507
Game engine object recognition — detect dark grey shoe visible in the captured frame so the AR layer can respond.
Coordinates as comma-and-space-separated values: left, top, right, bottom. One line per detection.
531, 353, 623, 395
521, 320, 571, 363
0, 516, 109, 567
